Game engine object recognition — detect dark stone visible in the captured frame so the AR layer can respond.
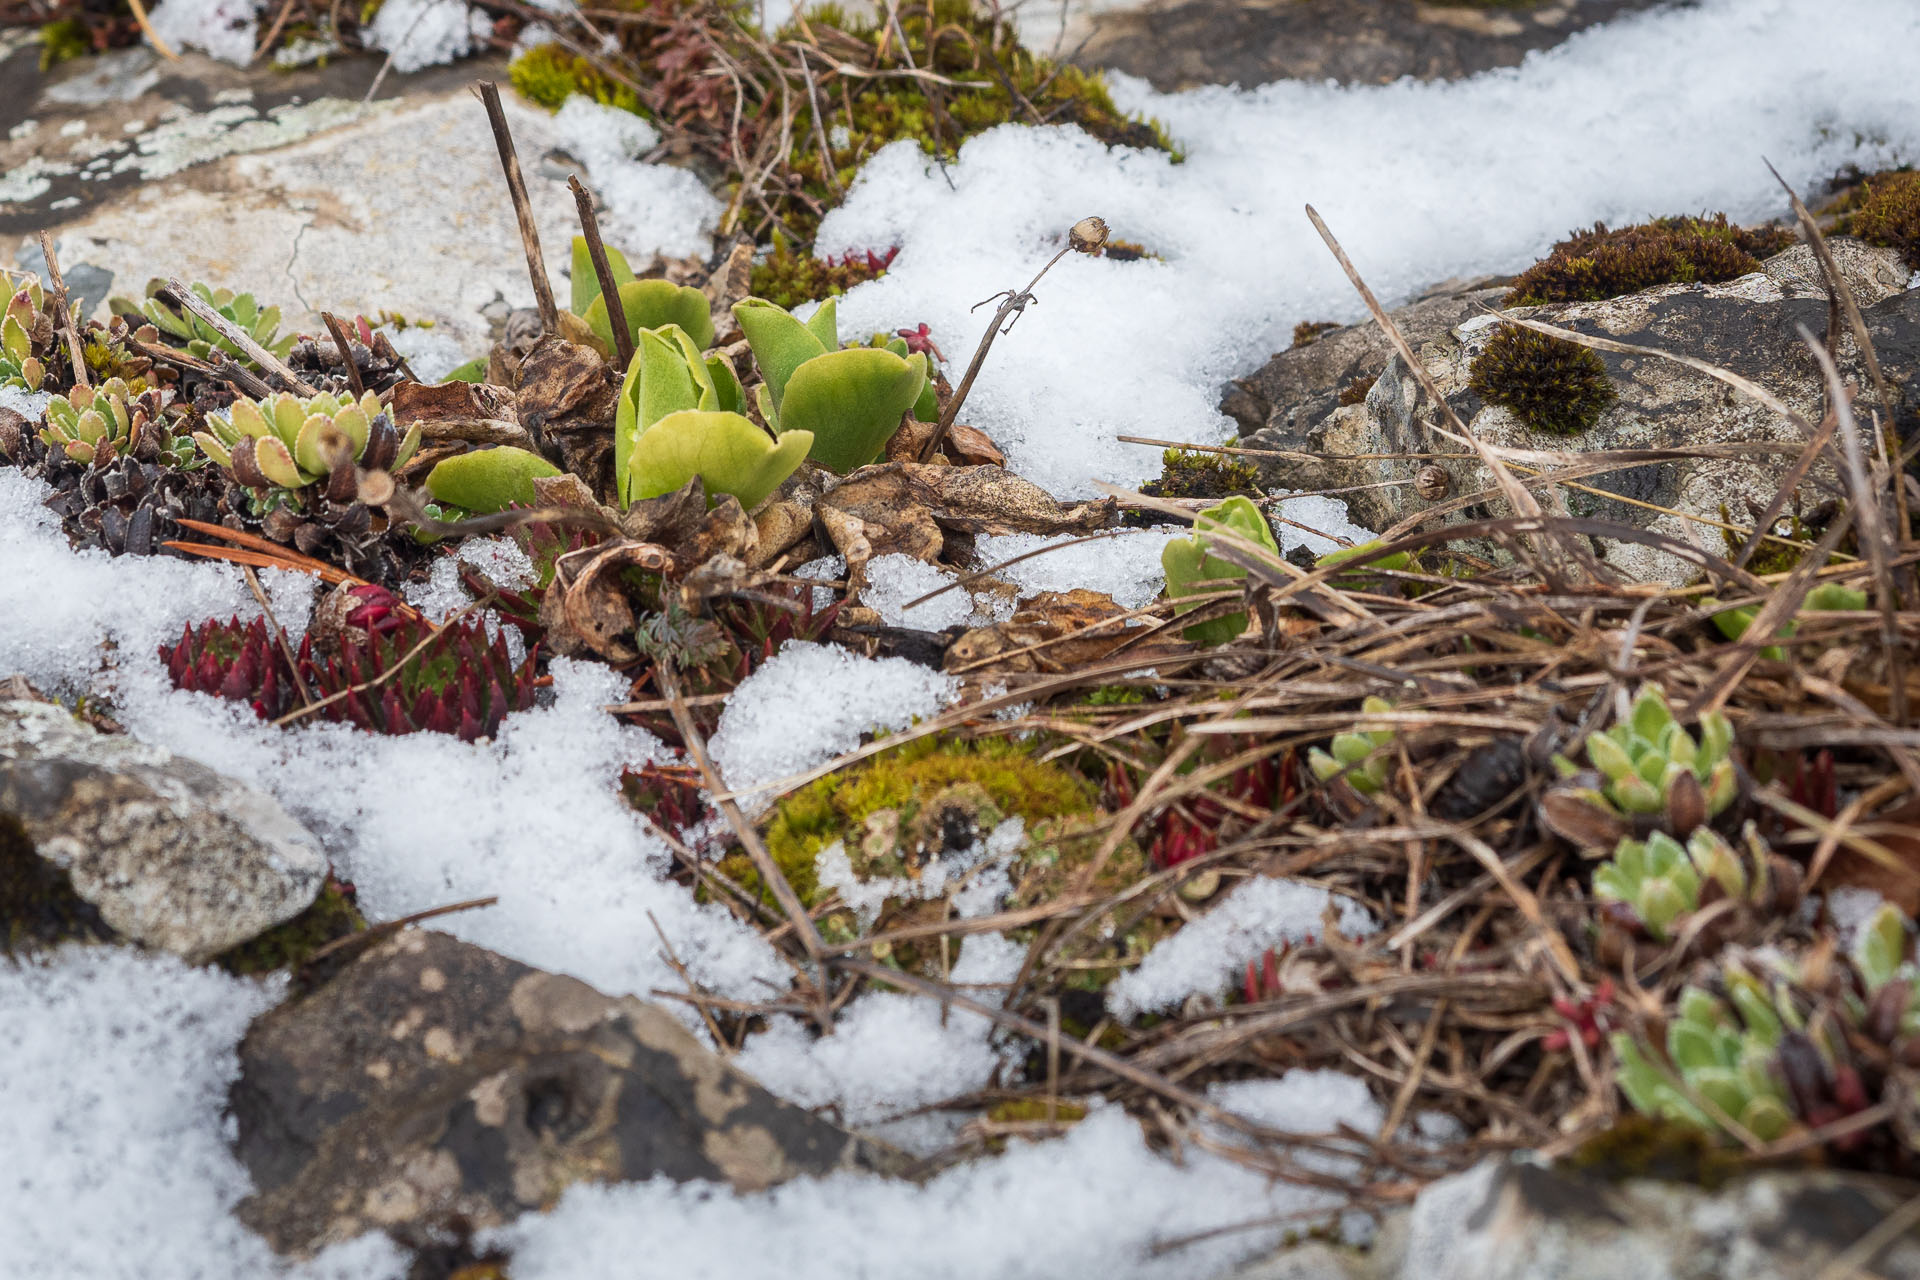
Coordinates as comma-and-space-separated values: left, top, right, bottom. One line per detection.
231, 929, 906, 1258
1072, 0, 1671, 93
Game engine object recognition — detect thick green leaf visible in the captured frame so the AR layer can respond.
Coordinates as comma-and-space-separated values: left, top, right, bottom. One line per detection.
804, 296, 839, 350
733, 298, 827, 412
424, 446, 562, 514
614, 325, 707, 506
706, 355, 746, 415
631, 411, 813, 510
445, 357, 488, 383
586, 279, 714, 353
570, 235, 637, 317
1161, 495, 1281, 647
777, 347, 928, 473
911, 377, 939, 423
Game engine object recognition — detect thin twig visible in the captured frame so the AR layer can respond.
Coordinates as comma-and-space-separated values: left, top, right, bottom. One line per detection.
37, 232, 89, 391
475, 82, 559, 335
165, 276, 317, 395
567, 175, 635, 370
319, 313, 367, 398
240, 565, 315, 710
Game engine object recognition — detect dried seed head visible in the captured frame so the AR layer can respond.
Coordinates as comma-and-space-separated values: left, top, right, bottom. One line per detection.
1069, 216, 1109, 255
1414, 465, 1450, 501
356, 469, 396, 507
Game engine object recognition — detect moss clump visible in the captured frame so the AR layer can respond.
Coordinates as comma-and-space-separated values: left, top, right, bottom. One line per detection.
1336, 374, 1377, 407
1007, 813, 1165, 989
723, 737, 1095, 908
215, 874, 366, 976
1836, 169, 1920, 269
39, 17, 95, 70
2, 813, 116, 954
509, 43, 642, 115
1564, 1113, 1740, 1189
749, 235, 896, 311
1468, 323, 1616, 435
987, 1098, 1088, 1124
1291, 321, 1339, 348
1504, 214, 1796, 306
1141, 448, 1260, 503
1100, 239, 1157, 262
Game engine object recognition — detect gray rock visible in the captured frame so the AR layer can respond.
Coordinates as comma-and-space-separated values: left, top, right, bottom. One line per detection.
231, 928, 906, 1257
1223, 1155, 1920, 1280
1065, 0, 1669, 94
1244, 240, 1916, 584
0, 695, 326, 962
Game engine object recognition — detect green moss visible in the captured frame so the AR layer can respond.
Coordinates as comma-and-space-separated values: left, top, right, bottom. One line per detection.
1837, 169, 1920, 270
1083, 685, 1147, 706
986, 1098, 1088, 1124
509, 43, 643, 115
723, 736, 1095, 908
1006, 813, 1165, 990
749, 233, 893, 311
1467, 323, 1616, 435
1564, 1113, 1740, 1189
214, 874, 366, 976
1, 813, 116, 954
1504, 214, 1796, 306
38, 18, 94, 70
1141, 448, 1260, 503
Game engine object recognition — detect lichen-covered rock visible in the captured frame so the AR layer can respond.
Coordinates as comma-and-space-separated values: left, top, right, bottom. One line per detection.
1242, 239, 1916, 584
230, 929, 904, 1257
0, 695, 325, 961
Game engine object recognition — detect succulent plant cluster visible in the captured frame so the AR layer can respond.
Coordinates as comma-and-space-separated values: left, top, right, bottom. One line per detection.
1553, 684, 1737, 835
1307, 697, 1397, 795
162, 586, 537, 740
1614, 906, 1920, 1150
1161, 495, 1282, 646
118, 280, 294, 365
2, 275, 50, 391
1592, 824, 1785, 942
194, 388, 418, 500
39, 378, 188, 468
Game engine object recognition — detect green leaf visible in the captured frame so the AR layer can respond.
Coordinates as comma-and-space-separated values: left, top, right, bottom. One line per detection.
1805, 583, 1868, 612
570, 235, 636, 317
424, 446, 562, 514
253, 436, 310, 489
804, 296, 839, 350
1161, 495, 1281, 647
911, 377, 940, 423
777, 347, 928, 473
586, 279, 714, 354
1315, 540, 1411, 572
1855, 903, 1911, 991
705, 355, 745, 415
1585, 731, 1635, 783
733, 298, 828, 411
445, 357, 488, 383
1631, 685, 1674, 741
630, 411, 812, 510
614, 326, 707, 506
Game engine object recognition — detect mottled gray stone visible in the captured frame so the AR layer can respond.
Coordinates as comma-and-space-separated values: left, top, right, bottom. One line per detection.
0, 696, 326, 962
231, 929, 907, 1257
1242, 240, 1916, 584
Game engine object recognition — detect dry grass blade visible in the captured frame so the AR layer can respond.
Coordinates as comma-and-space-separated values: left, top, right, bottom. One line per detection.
1304, 205, 1595, 585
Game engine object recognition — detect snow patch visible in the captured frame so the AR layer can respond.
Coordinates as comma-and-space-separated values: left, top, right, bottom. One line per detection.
552, 97, 723, 262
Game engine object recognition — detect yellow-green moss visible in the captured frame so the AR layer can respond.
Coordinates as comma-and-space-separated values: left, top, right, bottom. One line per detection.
987, 1098, 1088, 1124
1564, 1113, 1740, 1189
1504, 214, 1795, 306
1837, 169, 1920, 270
215, 875, 366, 976
749, 233, 893, 311
1141, 448, 1260, 504
722, 736, 1095, 908
510, 43, 643, 115
38, 18, 94, 70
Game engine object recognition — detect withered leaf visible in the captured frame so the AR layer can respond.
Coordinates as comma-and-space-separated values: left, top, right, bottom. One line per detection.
944, 589, 1156, 675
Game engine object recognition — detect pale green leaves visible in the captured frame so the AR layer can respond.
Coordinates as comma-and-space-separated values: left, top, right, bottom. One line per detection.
1552, 683, 1736, 830
632, 411, 814, 511
195, 388, 417, 492
2, 276, 44, 392
424, 446, 562, 514
585, 279, 714, 354
133, 280, 292, 364
1307, 696, 1396, 794
1161, 495, 1280, 647
614, 323, 752, 505
40, 378, 134, 466
732, 296, 929, 473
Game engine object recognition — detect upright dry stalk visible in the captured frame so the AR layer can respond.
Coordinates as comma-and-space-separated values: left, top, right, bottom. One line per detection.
37, 232, 89, 391
567, 176, 635, 371
476, 81, 559, 336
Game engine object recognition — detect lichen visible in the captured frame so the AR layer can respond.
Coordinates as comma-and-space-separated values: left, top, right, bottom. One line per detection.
509, 43, 643, 115
215, 873, 366, 976
1504, 214, 1796, 306
722, 736, 1095, 909
1836, 169, 1920, 269
1467, 322, 1616, 435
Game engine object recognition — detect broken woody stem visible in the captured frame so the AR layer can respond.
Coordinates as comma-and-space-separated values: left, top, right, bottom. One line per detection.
567, 175, 635, 371
919, 215, 1110, 462
476, 81, 559, 336
37, 232, 90, 391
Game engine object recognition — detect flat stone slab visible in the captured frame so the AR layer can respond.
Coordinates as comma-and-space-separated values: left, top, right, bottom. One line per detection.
232, 928, 905, 1256
3, 50, 613, 355
0, 695, 326, 962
